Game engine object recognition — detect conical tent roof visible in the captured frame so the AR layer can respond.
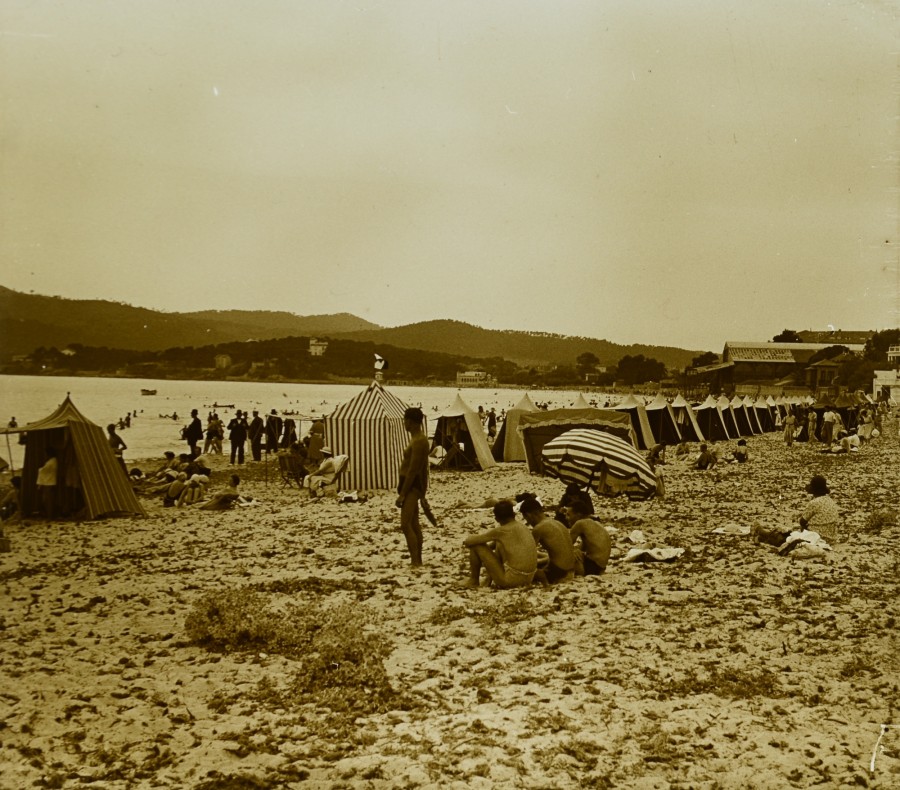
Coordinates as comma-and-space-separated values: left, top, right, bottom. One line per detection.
571, 393, 591, 408
669, 393, 705, 442
611, 394, 656, 449
432, 393, 496, 470
492, 392, 538, 462
693, 395, 731, 441
5, 395, 145, 520
324, 380, 410, 490
644, 394, 682, 444
512, 392, 538, 411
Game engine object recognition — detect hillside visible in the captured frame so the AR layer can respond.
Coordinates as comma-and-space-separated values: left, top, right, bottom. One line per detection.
0, 286, 702, 369
0, 287, 382, 357
332, 320, 700, 370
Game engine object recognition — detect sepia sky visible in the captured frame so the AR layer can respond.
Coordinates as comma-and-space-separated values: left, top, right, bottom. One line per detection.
1, 0, 897, 352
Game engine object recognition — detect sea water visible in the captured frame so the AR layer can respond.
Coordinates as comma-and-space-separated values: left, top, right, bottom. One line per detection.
0, 375, 607, 469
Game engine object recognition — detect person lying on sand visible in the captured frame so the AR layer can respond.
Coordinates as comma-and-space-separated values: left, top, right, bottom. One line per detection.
196, 474, 246, 510
162, 472, 188, 507
176, 474, 208, 507
565, 498, 610, 575
519, 496, 577, 585
463, 500, 536, 589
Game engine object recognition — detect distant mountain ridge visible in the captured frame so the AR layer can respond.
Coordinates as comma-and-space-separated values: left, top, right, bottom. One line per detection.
330, 320, 699, 369
0, 286, 701, 369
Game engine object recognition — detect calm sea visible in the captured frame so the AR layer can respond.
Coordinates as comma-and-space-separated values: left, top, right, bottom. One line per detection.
0, 375, 606, 469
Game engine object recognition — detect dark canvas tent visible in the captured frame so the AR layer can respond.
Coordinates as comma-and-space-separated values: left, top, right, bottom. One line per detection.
671, 394, 705, 442
753, 396, 776, 432
324, 380, 410, 490
518, 408, 636, 475
431, 394, 496, 470
729, 396, 758, 436
715, 395, 742, 438
3, 396, 145, 520
611, 394, 657, 449
491, 392, 538, 462
693, 395, 731, 441
645, 394, 683, 445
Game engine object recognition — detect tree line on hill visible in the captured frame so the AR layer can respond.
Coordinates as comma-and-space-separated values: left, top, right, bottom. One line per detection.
3, 336, 675, 388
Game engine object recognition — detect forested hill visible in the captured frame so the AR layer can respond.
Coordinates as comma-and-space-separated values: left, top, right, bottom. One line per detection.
331, 320, 700, 370
0, 286, 703, 369
0, 287, 382, 357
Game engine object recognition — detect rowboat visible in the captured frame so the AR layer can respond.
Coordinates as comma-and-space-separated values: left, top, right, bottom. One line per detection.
141, 389, 157, 396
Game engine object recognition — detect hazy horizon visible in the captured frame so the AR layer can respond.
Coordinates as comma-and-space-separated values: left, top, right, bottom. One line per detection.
2, 1, 897, 350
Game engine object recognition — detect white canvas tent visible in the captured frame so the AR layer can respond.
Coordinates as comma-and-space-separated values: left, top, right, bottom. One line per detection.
571, 392, 591, 408
431, 393, 496, 470
491, 392, 538, 462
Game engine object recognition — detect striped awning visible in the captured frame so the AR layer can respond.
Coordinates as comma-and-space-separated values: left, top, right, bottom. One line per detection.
541, 428, 657, 499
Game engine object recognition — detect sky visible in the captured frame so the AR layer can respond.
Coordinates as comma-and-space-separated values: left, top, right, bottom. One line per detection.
1, 1, 897, 352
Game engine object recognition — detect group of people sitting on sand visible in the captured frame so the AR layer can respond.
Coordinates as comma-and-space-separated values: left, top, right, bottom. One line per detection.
133, 450, 250, 509
464, 484, 611, 589
463, 469, 844, 589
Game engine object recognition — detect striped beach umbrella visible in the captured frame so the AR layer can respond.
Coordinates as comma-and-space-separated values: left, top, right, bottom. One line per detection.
541, 428, 657, 499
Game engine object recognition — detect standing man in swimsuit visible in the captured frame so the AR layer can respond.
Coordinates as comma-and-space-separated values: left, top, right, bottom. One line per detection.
397, 406, 430, 567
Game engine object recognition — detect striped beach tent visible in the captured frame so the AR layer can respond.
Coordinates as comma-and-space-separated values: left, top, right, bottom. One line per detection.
541, 428, 657, 499
323, 380, 411, 491
3, 395, 145, 520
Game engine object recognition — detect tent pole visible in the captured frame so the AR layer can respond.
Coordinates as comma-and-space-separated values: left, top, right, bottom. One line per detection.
4, 431, 13, 472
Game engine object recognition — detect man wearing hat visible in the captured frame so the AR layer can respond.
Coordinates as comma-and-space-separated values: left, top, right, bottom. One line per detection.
227, 410, 249, 465
248, 409, 265, 462
798, 475, 839, 542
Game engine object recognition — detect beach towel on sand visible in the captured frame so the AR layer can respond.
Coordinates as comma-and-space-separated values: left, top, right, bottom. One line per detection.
623, 547, 684, 563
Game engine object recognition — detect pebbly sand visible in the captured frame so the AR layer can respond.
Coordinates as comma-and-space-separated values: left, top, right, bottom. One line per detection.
1, 425, 898, 789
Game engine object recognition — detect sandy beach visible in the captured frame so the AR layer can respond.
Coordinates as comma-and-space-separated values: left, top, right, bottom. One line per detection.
1, 426, 898, 789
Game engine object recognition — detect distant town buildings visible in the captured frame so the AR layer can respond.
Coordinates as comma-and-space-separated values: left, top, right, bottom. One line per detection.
456, 370, 497, 386
688, 336, 869, 396
214, 354, 232, 369
309, 338, 328, 356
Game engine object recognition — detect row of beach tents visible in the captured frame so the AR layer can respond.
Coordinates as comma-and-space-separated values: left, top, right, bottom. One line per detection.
3, 385, 876, 520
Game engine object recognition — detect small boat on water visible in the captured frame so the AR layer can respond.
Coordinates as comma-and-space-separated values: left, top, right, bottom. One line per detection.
141, 389, 157, 396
